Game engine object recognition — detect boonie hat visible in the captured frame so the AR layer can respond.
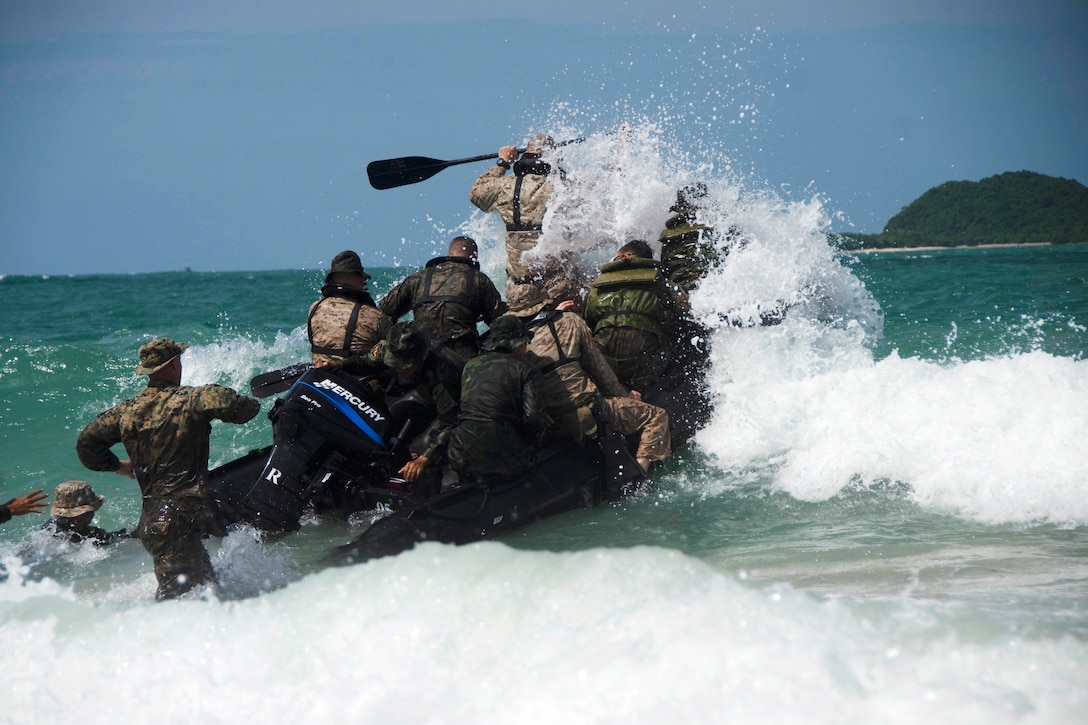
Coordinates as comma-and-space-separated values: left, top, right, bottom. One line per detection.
485, 315, 532, 351
325, 250, 371, 283
51, 480, 104, 518
383, 322, 428, 369
523, 133, 555, 156
506, 283, 549, 317
135, 337, 188, 375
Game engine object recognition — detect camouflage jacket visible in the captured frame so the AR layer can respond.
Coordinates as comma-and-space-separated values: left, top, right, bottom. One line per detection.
379, 256, 505, 346
44, 519, 131, 546
76, 380, 260, 501
524, 309, 629, 411
448, 350, 545, 478
308, 285, 392, 367
358, 342, 464, 461
469, 164, 553, 281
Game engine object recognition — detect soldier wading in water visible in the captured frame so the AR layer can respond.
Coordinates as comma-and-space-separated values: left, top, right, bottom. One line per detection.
77, 338, 259, 600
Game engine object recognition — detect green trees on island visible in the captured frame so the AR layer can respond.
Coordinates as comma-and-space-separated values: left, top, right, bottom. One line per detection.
838, 171, 1088, 249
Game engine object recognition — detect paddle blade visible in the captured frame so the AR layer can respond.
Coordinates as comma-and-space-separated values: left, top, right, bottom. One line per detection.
367, 156, 450, 190
367, 151, 499, 190
250, 363, 312, 398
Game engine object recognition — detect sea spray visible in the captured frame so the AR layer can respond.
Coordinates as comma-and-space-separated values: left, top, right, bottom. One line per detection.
3, 543, 1085, 723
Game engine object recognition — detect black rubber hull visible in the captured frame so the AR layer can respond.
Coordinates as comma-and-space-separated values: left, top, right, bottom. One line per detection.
328, 441, 613, 564
204, 359, 696, 563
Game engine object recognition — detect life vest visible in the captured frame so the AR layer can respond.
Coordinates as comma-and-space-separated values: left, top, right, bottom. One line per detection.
658, 212, 719, 292
585, 257, 666, 339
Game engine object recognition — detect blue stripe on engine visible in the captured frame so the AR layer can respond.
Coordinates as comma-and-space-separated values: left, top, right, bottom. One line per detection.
299, 381, 387, 449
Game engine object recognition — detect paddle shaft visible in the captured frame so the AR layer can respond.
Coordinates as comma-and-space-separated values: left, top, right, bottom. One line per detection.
367, 136, 589, 190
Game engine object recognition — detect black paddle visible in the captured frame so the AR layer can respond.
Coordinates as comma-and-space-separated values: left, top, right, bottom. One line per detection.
366, 136, 590, 191
249, 363, 312, 399
367, 152, 506, 190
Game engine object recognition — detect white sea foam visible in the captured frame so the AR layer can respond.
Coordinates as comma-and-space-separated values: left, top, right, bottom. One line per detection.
182, 327, 310, 393
700, 332, 1088, 526
454, 124, 1087, 529
2, 543, 1084, 724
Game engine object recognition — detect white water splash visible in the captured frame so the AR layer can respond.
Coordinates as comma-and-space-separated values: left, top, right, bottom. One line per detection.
3, 543, 1084, 724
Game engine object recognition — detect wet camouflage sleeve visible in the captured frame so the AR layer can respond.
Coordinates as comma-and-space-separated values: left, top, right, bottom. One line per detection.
414, 348, 463, 461
75, 406, 125, 473
77, 382, 260, 499
468, 165, 510, 214
377, 271, 420, 322
557, 312, 629, 399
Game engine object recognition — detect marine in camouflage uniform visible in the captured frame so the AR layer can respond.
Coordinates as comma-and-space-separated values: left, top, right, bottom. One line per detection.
346, 323, 463, 492
43, 480, 130, 546
379, 236, 505, 365
76, 338, 259, 600
583, 240, 678, 391
448, 316, 545, 480
470, 134, 582, 302
308, 250, 392, 384
658, 183, 722, 314
507, 284, 672, 472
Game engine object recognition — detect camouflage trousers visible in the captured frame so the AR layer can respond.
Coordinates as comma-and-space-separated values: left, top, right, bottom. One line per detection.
594, 327, 671, 392
442, 334, 481, 369
548, 395, 672, 463
603, 396, 672, 462
138, 497, 219, 601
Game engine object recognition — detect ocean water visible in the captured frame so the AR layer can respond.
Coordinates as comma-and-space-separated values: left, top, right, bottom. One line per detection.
2, 149, 1088, 721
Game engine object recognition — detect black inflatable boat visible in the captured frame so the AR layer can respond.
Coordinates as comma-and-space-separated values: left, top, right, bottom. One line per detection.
208, 366, 651, 562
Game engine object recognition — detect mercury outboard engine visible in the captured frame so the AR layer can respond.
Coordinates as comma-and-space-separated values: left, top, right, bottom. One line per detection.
210, 367, 404, 532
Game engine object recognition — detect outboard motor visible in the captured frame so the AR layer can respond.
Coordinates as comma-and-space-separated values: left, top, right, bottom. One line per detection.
212, 367, 398, 532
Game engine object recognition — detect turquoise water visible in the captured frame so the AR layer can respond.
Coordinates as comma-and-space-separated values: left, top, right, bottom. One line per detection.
2, 235, 1087, 718
855, 245, 1088, 361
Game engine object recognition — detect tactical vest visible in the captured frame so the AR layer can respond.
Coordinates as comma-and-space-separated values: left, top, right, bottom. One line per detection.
585, 257, 665, 339
307, 284, 377, 358
506, 174, 545, 233
417, 257, 479, 309
526, 310, 581, 375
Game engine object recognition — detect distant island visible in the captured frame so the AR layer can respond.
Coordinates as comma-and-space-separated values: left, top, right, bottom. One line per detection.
836, 171, 1088, 250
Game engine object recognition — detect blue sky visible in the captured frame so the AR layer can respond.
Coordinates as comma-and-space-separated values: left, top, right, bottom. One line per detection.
1, 1, 1085, 275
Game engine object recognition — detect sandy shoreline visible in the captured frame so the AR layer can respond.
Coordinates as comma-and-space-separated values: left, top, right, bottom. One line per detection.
845, 241, 1070, 254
